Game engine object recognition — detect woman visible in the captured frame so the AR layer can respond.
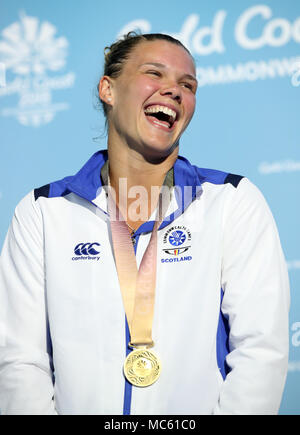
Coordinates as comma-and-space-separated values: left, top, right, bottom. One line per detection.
0, 33, 290, 415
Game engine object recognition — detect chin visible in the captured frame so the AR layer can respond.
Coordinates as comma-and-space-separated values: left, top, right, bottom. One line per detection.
140, 140, 179, 162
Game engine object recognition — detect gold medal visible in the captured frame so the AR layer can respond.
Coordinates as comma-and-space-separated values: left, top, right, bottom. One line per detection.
124, 348, 161, 387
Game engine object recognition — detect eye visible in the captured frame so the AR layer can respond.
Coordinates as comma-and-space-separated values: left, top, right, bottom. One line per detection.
146, 70, 161, 77
181, 82, 193, 90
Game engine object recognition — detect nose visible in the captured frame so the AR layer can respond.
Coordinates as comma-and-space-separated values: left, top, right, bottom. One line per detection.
160, 83, 182, 103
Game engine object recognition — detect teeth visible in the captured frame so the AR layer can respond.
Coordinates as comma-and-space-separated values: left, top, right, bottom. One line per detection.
144, 105, 177, 122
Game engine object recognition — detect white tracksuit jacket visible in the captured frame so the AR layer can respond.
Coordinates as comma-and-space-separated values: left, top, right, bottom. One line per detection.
0, 150, 290, 415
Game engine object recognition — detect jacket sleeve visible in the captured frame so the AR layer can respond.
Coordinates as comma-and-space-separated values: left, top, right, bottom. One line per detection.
0, 191, 57, 415
213, 178, 290, 415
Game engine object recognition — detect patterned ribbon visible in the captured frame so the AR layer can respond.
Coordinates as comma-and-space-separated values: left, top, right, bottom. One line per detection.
108, 188, 167, 348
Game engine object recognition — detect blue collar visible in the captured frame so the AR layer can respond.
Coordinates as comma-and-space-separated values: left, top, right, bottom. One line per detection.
66, 150, 109, 202
65, 149, 203, 232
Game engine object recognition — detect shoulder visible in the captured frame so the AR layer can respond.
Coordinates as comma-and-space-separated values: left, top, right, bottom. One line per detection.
33, 176, 73, 202
176, 156, 245, 189
197, 167, 244, 189
12, 175, 73, 228
188, 158, 264, 200
220, 177, 276, 233
185, 157, 271, 216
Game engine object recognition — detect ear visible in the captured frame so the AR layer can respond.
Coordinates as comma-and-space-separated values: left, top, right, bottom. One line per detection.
98, 76, 114, 105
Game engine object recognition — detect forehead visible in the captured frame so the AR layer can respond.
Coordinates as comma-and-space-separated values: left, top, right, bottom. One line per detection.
124, 40, 196, 76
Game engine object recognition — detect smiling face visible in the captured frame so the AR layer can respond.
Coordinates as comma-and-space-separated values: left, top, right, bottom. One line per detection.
100, 40, 197, 160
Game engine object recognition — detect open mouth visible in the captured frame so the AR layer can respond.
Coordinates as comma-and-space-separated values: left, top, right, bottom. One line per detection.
144, 105, 177, 130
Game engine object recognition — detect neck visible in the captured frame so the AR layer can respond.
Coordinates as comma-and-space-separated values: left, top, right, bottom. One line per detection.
107, 139, 177, 231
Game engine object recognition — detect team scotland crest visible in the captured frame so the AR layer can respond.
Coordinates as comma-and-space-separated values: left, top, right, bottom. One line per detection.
162, 226, 192, 257
168, 230, 187, 247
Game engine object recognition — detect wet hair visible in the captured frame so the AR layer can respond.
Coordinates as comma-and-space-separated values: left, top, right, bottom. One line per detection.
98, 32, 194, 121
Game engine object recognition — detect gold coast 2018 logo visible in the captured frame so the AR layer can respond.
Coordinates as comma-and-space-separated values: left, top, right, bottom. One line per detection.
161, 226, 192, 263
0, 12, 75, 127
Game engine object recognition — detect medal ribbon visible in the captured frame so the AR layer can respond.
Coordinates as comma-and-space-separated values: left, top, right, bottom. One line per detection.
108, 189, 167, 349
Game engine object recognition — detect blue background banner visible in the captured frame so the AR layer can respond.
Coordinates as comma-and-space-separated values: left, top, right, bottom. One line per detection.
1, 0, 299, 414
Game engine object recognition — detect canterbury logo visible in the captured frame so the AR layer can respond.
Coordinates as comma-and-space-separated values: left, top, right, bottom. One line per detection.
74, 242, 100, 256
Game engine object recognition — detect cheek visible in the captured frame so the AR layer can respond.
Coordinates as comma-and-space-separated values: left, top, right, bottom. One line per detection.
134, 77, 160, 101
183, 94, 196, 122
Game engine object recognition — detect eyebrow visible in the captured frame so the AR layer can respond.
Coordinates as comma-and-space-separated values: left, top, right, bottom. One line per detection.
140, 62, 198, 83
